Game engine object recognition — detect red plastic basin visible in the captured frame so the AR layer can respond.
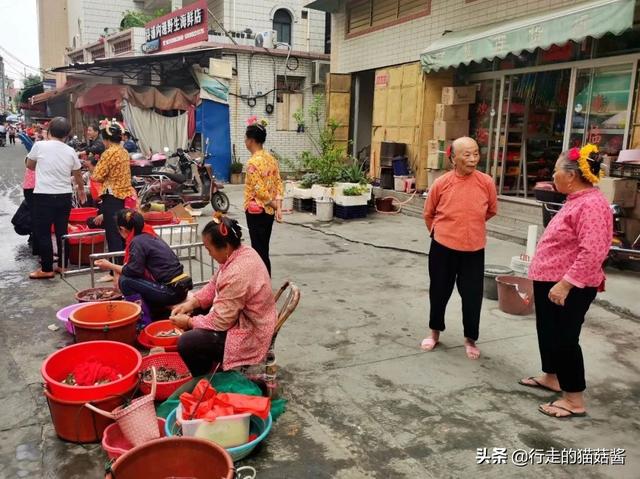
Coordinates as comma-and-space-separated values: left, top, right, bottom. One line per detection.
143, 211, 176, 226
41, 340, 142, 402
103, 418, 166, 459
143, 320, 183, 347
69, 207, 99, 224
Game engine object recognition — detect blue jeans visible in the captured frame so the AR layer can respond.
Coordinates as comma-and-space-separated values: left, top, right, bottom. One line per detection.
118, 276, 186, 311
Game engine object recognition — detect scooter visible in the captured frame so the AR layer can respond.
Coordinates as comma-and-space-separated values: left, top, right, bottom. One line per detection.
136, 144, 230, 213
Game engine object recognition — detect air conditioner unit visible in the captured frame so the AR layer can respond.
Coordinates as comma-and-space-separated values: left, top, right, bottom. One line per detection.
312, 60, 330, 86
255, 30, 277, 49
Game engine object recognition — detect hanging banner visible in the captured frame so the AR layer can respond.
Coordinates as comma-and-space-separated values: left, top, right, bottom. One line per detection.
143, 0, 208, 53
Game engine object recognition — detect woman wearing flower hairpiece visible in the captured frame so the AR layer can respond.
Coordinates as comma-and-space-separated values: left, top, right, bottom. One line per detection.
87, 119, 132, 282
243, 117, 283, 276
519, 144, 612, 419
169, 213, 277, 376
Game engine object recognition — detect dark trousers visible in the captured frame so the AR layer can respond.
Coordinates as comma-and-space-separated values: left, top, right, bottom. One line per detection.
534, 281, 597, 393
23, 188, 38, 255
178, 329, 227, 376
32, 193, 72, 272
119, 276, 187, 311
245, 211, 275, 276
9, 135, 16, 145
428, 239, 485, 341
100, 194, 125, 256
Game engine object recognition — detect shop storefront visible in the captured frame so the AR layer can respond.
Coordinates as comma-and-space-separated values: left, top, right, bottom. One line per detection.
421, 0, 640, 202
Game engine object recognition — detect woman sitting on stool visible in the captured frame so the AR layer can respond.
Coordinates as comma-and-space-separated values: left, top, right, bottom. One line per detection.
94, 209, 192, 317
170, 214, 277, 377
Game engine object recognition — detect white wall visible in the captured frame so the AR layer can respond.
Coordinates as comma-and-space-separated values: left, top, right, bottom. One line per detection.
224, 0, 325, 53
330, 0, 585, 73
224, 52, 324, 167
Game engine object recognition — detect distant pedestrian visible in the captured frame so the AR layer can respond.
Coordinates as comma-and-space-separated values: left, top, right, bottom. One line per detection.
421, 137, 497, 359
26, 116, 86, 279
8, 124, 16, 145
243, 117, 283, 276
520, 145, 612, 419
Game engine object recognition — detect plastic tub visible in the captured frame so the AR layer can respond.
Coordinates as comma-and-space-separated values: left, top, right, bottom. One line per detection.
103, 418, 166, 460
69, 207, 99, 224
143, 211, 175, 226
56, 302, 98, 335
314, 199, 334, 222
137, 330, 178, 352
69, 301, 140, 345
67, 228, 105, 266
139, 353, 191, 400
106, 437, 234, 479
496, 275, 535, 316
41, 341, 142, 402
483, 265, 514, 300
143, 320, 183, 348
44, 384, 135, 443
176, 404, 250, 448
75, 287, 123, 303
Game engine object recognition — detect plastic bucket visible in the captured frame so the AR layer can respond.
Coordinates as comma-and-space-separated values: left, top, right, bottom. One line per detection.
103, 418, 166, 460
483, 265, 514, 300
142, 320, 182, 348
56, 302, 99, 335
496, 275, 535, 316
68, 229, 105, 265
106, 437, 234, 479
314, 199, 333, 222
69, 207, 99, 224
41, 341, 142, 402
394, 175, 408, 191
70, 301, 141, 345
45, 385, 136, 443
282, 196, 294, 214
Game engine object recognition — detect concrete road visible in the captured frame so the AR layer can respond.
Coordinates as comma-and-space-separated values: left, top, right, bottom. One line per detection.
0, 142, 638, 478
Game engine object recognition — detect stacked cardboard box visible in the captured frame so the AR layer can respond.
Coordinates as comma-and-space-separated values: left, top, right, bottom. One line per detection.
427, 86, 476, 179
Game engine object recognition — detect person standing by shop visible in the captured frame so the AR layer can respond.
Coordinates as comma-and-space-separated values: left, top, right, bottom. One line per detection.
421, 137, 497, 359
26, 117, 86, 279
520, 145, 612, 419
87, 120, 131, 280
80, 123, 106, 160
243, 118, 283, 276
8, 124, 16, 145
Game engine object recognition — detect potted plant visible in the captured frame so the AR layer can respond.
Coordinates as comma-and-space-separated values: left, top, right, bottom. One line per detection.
230, 160, 244, 184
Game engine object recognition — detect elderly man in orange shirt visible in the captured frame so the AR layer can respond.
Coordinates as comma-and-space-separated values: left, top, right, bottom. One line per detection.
421, 136, 498, 359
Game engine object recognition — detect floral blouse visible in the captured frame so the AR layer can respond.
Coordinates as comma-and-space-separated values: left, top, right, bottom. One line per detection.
91, 144, 132, 200
191, 245, 277, 371
243, 150, 283, 215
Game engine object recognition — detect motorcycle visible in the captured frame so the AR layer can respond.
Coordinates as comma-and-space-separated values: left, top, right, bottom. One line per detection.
135, 145, 230, 213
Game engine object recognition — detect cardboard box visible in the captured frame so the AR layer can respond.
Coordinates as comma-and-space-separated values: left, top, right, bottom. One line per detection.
433, 120, 470, 141
441, 86, 477, 105
627, 191, 640, 220
624, 218, 640, 245
427, 139, 452, 169
598, 177, 637, 207
435, 103, 469, 121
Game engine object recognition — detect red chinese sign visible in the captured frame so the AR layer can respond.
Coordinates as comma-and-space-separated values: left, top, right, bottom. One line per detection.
375, 73, 389, 87
144, 0, 208, 53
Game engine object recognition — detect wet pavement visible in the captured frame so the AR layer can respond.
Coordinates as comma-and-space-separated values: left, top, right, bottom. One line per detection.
0, 142, 638, 478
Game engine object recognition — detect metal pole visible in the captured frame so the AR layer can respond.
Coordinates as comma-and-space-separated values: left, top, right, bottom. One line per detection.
0, 56, 6, 112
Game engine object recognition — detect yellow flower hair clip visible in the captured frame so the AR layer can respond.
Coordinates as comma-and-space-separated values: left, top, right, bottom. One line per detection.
569, 144, 605, 185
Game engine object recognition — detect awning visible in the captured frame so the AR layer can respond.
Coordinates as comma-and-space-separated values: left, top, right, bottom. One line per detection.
30, 80, 83, 105
304, 0, 341, 12
420, 0, 636, 73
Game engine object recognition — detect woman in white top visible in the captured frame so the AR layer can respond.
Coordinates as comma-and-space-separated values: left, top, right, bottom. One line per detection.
26, 117, 86, 279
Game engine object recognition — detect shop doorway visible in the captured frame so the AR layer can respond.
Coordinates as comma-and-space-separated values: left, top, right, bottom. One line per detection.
495, 70, 570, 198
350, 70, 375, 163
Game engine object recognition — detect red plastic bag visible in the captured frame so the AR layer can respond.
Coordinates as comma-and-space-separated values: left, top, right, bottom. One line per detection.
179, 380, 270, 422
71, 358, 119, 386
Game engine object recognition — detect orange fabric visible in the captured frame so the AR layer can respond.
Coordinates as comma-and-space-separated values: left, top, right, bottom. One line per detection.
179, 380, 271, 422
423, 170, 498, 252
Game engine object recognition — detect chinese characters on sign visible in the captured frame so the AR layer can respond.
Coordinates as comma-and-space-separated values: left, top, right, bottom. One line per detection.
143, 0, 208, 53
476, 448, 626, 467
145, 8, 204, 41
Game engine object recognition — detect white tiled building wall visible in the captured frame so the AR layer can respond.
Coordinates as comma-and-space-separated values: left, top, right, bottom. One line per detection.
330, 0, 585, 73
223, 0, 326, 53
225, 53, 325, 167
67, 0, 150, 45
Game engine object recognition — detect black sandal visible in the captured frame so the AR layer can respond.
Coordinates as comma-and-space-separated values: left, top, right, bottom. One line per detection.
538, 401, 587, 419
518, 376, 561, 393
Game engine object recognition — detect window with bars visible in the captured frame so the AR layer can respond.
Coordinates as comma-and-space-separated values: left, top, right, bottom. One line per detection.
88, 46, 106, 60
112, 38, 132, 55
68, 52, 84, 64
347, 0, 429, 35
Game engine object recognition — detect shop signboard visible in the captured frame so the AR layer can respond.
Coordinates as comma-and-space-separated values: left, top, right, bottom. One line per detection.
143, 0, 208, 53
375, 73, 389, 87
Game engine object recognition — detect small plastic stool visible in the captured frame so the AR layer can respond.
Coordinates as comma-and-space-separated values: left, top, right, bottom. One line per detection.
404, 177, 416, 193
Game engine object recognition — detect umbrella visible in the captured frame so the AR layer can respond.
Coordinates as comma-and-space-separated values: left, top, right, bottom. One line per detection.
6, 114, 19, 122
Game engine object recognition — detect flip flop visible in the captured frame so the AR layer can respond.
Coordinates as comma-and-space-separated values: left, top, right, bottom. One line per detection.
420, 337, 439, 351
29, 270, 55, 280
518, 376, 561, 393
538, 401, 587, 419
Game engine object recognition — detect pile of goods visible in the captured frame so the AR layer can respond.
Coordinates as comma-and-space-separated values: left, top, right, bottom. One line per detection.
78, 288, 121, 302
154, 328, 183, 338
62, 359, 123, 386
142, 366, 189, 383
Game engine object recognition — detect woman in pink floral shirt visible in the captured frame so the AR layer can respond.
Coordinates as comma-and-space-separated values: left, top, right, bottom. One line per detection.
170, 214, 277, 376
521, 144, 612, 419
